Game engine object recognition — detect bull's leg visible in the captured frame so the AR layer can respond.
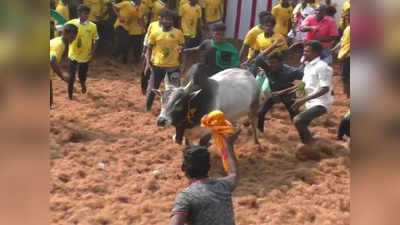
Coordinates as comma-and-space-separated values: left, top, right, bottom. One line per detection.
249, 111, 260, 145
199, 133, 212, 147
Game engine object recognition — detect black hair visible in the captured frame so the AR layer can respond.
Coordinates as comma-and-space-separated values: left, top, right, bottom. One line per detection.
78, 4, 90, 14
50, 0, 56, 10
327, 6, 337, 17
211, 23, 226, 32
160, 8, 176, 19
267, 52, 284, 62
63, 23, 78, 35
258, 11, 270, 21
182, 146, 210, 179
262, 15, 276, 26
304, 40, 323, 54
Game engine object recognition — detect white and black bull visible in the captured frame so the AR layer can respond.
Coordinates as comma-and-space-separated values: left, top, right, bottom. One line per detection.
155, 64, 261, 146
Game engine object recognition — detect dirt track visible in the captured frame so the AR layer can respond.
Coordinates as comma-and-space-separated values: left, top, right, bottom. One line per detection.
50, 53, 350, 225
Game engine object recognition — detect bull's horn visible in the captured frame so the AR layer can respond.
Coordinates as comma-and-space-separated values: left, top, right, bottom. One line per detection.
183, 80, 194, 94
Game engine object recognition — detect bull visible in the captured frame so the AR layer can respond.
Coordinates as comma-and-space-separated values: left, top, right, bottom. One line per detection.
154, 64, 260, 146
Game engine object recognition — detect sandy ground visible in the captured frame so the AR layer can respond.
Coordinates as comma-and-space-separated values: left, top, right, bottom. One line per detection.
50, 51, 350, 225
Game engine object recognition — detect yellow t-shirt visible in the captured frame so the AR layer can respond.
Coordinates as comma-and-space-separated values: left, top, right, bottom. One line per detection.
254, 32, 288, 53
339, 1, 350, 29
114, 1, 146, 35
178, 0, 189, 9
148, 28, 185, 67
144, 20, 162, 45
83, 0, 109, 22
179, 3, 202, 38
67, 19, 99, 63
151, 0, 166, 22
50, 37, 66, 79
201, 0, 224, 23
338, 26, 350, 60
271, 4, 293, 36
243, 25, 264, 59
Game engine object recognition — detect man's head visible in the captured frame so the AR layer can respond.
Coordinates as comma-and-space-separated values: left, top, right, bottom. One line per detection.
211, 23, 226, 44
303, 40, 323, 61
62, 23, 79, 44
159, 8, 175, 29
258, 11, 271, 25
50, 0, 56, 9
281, 0, 290, 7
189, 0, 198, 5
315, 4, 327, 21
344, 9, 350, 23
133, 0, 142, 5
262, 15, 276, 35
78, 4, 90, 22
266, 52, 284, 72
182, 146, 210, 180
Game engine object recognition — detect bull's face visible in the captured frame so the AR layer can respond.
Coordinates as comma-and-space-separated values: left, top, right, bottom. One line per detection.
156, 81, 201, 127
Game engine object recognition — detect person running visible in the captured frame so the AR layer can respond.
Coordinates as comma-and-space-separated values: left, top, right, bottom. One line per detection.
299, 4, 338, 65
50, 24, 79, 108
292, 40, 333, 161
183, 23, 240, 77
145, 8, 184, 111
271, 0, 293, 36
332, 9, 350, 98
242, 15, 288, 67
255, 46, 304, 133
239, 11, 270, 75
179, 0, 202, 48
141, 18, 163, 95
112, 0, 146, 64
169, 130, 240, 225
201, 0, 224, 39
66, 4, 99, 100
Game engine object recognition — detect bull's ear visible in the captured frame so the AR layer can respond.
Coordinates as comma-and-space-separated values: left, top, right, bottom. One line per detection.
152, 89, 162, 96
189, 89, 202, 101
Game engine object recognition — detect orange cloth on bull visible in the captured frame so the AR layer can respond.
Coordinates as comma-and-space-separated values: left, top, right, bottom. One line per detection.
201, 110, 236, 172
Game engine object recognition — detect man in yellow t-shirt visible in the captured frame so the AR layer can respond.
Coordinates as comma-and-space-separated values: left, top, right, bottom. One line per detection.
66, 4, 99, 100
83, 0, 112, 45
146, 8, 184, 111
150, 0, 167, 22
271, 0, 293, 36
50, 24, 78, 108
201, 0, 224, 39
179, 0, 202, 48
245, 15, 288, 65
240, 11, 270, 62
332, 10, 350, 98
112, 0, 146, 64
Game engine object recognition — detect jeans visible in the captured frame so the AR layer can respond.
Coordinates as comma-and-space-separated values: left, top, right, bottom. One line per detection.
337, 116, 350, 139
68, 59, 89, 100
113, 27, 144, 63
258, 95, 298, 132
146, 66, 180, 110
293, 105, 327, 144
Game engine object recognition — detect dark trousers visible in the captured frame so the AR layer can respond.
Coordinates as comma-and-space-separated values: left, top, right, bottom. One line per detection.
68, 59, 89, 100
258, 95, 298, 132
337, 116, 350, 139
293, 105, 327, 144
50, 80, 53, 107
113, 27, 144, 63
146, 66, 180, 110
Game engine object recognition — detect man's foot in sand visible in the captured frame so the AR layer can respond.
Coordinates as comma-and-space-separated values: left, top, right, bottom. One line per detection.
81, 83, 87, 94
295, 143, 321, 161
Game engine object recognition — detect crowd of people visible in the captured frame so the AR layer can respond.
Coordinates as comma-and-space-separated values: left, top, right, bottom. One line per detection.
50, 0, 350, 224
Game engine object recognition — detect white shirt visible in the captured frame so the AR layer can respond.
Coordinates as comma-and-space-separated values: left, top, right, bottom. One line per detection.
302, 57, 333, 110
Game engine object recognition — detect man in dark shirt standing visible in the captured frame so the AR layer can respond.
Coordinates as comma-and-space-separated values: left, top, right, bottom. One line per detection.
169, 130, 240, 225
256, 49, 304, 133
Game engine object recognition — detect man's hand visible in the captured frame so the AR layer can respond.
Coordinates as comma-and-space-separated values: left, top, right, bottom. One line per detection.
226, 128, 241, 145
291, 98, 307, 111
240, 60, 249, 69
